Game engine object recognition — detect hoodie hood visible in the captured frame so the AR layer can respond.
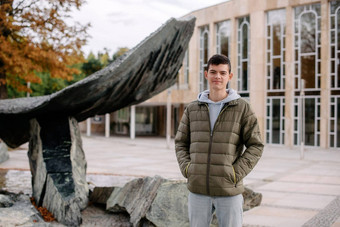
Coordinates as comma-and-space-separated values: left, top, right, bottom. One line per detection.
197, 88, 241, 104
197, 89, 241, 131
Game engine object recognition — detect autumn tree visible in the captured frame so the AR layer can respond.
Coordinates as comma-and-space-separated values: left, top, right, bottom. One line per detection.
0, 0, 90, 99
82, 48, 129, 76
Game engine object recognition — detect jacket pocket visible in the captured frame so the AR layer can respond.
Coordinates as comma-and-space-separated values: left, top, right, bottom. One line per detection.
185, 162, 191, 178
232, 165, 237, 184
225, 165, 237, 185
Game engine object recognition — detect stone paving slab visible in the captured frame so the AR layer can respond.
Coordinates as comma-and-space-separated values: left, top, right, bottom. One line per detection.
81, 205, 131, 226
0, 169, 31, 195
1, 135, 340, 226
279, 174, 340, 185
0, 147, 29, 171
257, 181, 340, 196
259, 191, 336, 210
243, 206, 318, 227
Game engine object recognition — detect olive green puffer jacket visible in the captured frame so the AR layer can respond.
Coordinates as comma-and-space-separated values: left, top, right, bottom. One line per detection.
175, 98, 264, 196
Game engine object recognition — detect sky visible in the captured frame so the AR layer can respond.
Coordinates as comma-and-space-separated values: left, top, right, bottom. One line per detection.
71, 0, 228, 56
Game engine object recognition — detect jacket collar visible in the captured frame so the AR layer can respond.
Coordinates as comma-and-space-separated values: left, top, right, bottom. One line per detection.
198, 98, 239, 106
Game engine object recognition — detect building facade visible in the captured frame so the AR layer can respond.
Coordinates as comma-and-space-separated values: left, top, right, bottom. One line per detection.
83, 0, 340, 149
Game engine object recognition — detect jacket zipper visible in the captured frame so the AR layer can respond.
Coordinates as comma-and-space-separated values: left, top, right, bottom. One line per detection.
205, 103, 229, 195
207, 134, 213, 195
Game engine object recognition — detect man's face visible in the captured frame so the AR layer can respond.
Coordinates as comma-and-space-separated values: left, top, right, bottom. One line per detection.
204, 64, 233, 91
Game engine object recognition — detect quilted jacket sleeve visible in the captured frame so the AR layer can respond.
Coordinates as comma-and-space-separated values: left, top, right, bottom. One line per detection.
233, 103, 264, 182
175, 107, 191, 178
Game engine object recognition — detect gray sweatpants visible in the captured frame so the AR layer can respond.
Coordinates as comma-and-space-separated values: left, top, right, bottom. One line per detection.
188, 192, 243, 227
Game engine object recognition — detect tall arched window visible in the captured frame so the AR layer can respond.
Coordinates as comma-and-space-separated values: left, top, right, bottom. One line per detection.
293, 4, 321, 147
216, 20, 231, 57
200, 26, 209, 92
267, 10, 286, 92
330, 1, 340, 148
266, 9, 286, 145
216, 20, 231, 89
237, 16, 250, 97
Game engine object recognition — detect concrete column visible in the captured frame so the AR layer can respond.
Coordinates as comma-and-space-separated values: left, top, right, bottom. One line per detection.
130, 105, 136, 139
249, 11, 266, 141
105, 113, 110, 138
284, 6, 295, 148
320, 0, 330, 148
86, 118, 91, 137
166, 89, 172, 148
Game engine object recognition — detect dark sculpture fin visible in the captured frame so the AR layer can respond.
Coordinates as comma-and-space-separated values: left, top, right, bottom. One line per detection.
0, 16, 196, 148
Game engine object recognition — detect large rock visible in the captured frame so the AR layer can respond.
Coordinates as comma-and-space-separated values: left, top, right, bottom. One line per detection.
0, 194, 14, 207
146, 180, 189, 227
105, 176, 262, 227
146, 180, 218, 227
242, 186, 263, 211
0, 16, 196, 149
28, 117, 88, 226
0, 190, 46, 226
107, 176, 165, 227
0, 141, 9, 164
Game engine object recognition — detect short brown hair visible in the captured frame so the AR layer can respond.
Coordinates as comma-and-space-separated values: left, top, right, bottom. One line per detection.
207, 54, 231, 73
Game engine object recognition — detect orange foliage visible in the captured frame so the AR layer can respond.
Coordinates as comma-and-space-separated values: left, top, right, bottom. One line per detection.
0, 0, 90, 98
30, 197, 56, 222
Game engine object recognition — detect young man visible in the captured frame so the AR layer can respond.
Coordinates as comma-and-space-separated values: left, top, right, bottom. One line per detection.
175, 54, 264, 227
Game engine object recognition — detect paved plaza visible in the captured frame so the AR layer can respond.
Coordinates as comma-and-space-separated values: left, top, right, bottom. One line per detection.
1, 135, 340, 227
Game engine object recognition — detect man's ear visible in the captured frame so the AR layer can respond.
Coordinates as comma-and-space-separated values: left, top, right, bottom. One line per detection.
204, 70, 208, 79
229, 72, 234, 80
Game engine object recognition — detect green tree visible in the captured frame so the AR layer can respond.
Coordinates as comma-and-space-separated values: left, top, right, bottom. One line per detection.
81, 50, 114, 76
81, 52, 104, 76
111, 47, 129, 63
7, 64, 86, 98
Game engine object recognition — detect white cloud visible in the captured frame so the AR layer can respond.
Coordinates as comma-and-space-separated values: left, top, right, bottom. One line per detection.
71, 0, 228, 56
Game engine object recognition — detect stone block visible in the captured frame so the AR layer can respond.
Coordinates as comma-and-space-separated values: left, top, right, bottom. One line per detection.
243, 186, 263, 211
0, 191, 45, 225
107, 176, 165, 227
28, 117, 88, 226
106, 176, 262, 226
146, 180, 189, 227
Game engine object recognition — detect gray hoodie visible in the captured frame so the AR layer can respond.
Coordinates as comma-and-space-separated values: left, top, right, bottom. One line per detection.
197, 89, 241, 131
